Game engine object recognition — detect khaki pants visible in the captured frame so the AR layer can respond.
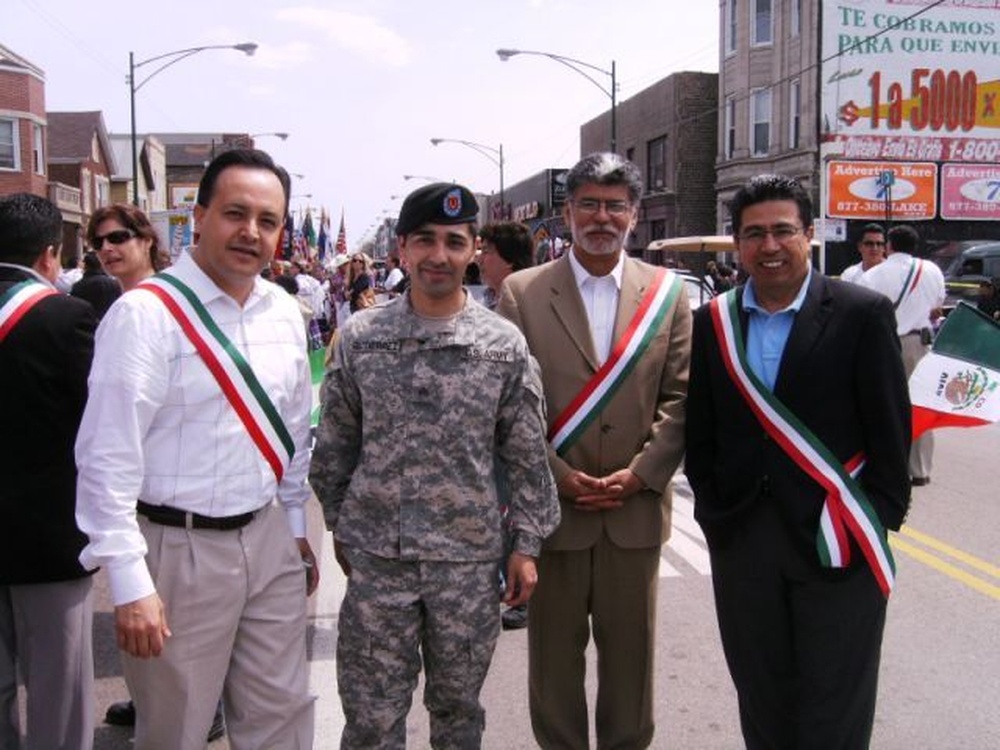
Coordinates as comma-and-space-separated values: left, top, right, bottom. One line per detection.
126, 503, 314, 750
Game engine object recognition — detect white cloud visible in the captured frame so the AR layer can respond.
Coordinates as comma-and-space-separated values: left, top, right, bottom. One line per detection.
249, 40, 314, 70
276, 6, 411, 67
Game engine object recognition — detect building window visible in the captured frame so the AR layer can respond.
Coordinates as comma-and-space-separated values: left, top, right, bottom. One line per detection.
33, 123, 44, 175
0, 119, 19, 170
647, 136, 667, 192
752, 0, 773, 46
751, 89, 771, 156
726, 0, 738, 55
789, 80, 801, 149
650, 219, 666, 244
790, 0, 801, 38
725, 96, 737, 159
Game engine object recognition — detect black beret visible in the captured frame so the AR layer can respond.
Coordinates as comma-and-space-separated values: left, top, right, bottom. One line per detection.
396, 183, 479, 236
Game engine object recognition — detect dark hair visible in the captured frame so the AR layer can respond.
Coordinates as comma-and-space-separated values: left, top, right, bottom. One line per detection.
479, 221, 536, 272
197, 148, 291, 216
729, 174, 813, 235
86, 203, 168, 271
0, 193, 63, 267
82, 251, 103, 272
273, 274, 299, 296
887, 224, 919, 255
566, 152, 643, 203
859, 222, 885, 238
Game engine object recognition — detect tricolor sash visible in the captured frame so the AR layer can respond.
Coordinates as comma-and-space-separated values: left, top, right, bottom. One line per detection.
709, 291, 896, 597
138, 273, 295, 482
0, 280, 57, 344
548, 268, 682, 455
892, 259, 921, 311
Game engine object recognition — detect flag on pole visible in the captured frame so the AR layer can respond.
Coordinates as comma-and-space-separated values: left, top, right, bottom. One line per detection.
282, 212, 295, 260
302, 209, 317, 250
909, 302, 1000, 441
316, 209, 330, 261
335, 209, 348, 255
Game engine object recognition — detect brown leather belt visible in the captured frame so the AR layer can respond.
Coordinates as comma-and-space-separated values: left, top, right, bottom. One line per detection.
136, 500, 257, 531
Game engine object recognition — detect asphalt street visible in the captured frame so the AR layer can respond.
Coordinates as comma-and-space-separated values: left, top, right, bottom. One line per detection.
27, 423, 1000, 749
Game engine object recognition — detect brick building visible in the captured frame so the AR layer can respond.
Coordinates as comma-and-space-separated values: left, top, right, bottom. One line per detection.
716, 0, 819, 234
47, 111, 116, 262
0, 44, 47, 198
581, 71, 719, 254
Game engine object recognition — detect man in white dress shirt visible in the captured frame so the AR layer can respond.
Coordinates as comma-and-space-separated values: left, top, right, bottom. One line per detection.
76, 149, 318, 749
859, 223, 945, 485
840, 223, 886, 283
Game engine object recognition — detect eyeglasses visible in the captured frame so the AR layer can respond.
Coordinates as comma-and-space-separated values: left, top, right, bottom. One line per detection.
737, 225, 803, 245
572, 198, 632, 216
92, 229, 135, 249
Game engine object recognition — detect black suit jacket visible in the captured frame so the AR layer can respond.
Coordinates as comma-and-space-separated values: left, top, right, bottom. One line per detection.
0, 266, 97, 584
685, 273, 911, 558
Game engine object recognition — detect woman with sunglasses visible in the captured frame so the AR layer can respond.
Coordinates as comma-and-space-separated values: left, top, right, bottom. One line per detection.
86, 204, 169, 292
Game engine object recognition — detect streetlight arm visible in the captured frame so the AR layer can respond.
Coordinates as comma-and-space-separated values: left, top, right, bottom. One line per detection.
430, 138, 501, 167
132, 43, 257, 91
496, 48, 613, 97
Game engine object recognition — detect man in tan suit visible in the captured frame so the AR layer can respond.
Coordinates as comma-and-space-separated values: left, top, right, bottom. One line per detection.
498, 152, 690, 749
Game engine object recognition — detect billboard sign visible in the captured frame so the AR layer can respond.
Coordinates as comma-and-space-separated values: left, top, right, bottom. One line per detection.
940, 163, 1000, 220
827, 160, 938, 219
822, 1, 1000, 163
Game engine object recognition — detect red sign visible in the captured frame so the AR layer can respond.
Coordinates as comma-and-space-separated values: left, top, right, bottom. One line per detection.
940, 164, 1000, 221
827, 161, 938, 220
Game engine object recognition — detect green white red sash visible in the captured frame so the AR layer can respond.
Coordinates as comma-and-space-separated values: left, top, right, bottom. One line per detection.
548, 267, 682, 455
0, 280, 57, 343
892, 259, 922, 311
138, 273, 295, 482
709, 291, 896, 597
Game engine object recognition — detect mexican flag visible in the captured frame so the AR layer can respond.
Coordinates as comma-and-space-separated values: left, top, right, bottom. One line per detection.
910, 302, 1000, 441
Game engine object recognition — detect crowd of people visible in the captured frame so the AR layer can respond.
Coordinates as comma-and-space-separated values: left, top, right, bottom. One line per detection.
1, 146, 936, 749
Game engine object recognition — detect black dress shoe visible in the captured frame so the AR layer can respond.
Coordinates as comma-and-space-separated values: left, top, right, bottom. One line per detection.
501, 604, 528, 631
911, 476, 931, 487
105, 700, 136, 726
207, 706, 227, 742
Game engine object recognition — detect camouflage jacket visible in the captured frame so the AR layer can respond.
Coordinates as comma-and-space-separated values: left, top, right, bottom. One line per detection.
310, 293, 559, 561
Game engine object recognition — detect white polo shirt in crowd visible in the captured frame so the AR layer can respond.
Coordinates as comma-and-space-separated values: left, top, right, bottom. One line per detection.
859, 252, 945, 335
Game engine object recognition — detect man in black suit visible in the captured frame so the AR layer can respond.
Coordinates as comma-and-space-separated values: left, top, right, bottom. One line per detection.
0, 193, 97, 749
685, 175, 911, 749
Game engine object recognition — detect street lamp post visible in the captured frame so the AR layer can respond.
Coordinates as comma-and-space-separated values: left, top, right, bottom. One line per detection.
429, 138, 504, 218
497, 48, 617, 154
129, 42, 257, 206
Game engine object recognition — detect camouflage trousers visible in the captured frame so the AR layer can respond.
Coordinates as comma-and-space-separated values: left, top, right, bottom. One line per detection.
337, 548, 501, 749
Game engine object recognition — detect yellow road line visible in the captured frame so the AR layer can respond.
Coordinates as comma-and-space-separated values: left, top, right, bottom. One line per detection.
890, 537, 1000, 601
897, 526, 1000, 579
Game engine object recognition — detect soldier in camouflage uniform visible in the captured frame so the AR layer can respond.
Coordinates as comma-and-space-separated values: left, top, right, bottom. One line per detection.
310, 182, 559, 749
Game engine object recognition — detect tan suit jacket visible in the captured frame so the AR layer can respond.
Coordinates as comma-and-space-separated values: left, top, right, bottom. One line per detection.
497, 254, 690, 551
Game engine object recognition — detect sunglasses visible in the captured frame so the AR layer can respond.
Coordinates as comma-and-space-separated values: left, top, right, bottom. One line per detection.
92, 229, 136, 249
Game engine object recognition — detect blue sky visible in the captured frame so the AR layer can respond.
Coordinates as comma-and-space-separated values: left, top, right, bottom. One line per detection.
7, 0, 718, 246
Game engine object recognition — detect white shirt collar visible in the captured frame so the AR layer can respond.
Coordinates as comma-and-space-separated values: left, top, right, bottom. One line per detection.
0, 262, 55, 288
567, 248, 625, 292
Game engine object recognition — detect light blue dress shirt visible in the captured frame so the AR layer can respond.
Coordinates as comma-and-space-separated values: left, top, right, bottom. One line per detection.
741, 269, 812, 391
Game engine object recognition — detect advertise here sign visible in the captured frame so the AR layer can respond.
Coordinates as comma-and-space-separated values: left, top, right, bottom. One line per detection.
827, 160, 938, 220
941, 164, 1000, 220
